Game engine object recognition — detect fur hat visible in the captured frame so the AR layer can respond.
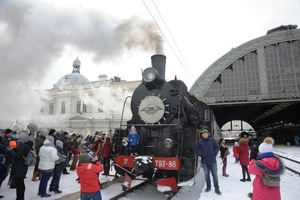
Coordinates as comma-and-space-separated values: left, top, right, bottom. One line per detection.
46, 136, 55, 144
79, 153, 91, 163
239, 137, 248, 145
56, 140, 63, 149
258, 137, 274, 153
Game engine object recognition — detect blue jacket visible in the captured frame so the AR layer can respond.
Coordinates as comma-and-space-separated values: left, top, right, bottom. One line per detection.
195, 137, 219, 164
127, 132, 140, 146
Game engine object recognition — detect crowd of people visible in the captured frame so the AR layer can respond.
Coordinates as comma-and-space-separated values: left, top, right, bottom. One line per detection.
0, 126, 287, 200
195, 130, 285, 200
0, 128, 113, 200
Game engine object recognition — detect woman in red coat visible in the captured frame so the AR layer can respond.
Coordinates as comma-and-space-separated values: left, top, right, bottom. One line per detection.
101, 137, 112, 176
238, 137, 251, 182
248, 137, 284, 200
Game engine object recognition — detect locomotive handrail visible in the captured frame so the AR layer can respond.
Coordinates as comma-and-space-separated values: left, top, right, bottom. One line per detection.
119, 95, 132, 130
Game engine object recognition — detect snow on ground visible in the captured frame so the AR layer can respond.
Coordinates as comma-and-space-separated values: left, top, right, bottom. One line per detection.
0, 145, 299, 200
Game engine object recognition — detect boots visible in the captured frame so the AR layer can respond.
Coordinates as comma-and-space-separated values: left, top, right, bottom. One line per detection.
63, 168, 70, 175
38, 172, 42, 180
222, 166, 229, 177
32, 172, 38, 181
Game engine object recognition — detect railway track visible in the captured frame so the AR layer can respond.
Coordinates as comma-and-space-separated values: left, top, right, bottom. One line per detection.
275, 154, 300, 176
109, 180, 148, 200
108, 180, 173, 200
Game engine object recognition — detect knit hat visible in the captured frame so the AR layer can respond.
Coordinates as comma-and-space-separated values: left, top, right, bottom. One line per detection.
130, 126, 136, 132
5, 129, 12, 135
9, 140, 17, 148
84, 141, 91, 147
46, 136, 55, 144
201, 129, 209, 134
18, 131, 33, 144
240, 131, 249, 138
79, 153, 91, 163
258, 137, 274, 153
56, 140, 63, 149
63, 132, 69, 136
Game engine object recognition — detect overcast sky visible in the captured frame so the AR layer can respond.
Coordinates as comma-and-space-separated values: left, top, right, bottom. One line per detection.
0, 0, 299, 121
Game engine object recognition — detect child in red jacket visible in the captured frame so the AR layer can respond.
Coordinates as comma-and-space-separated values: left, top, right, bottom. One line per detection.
233, 142, 239, 163
248, 137, 285, 200
76, 153, 104, 200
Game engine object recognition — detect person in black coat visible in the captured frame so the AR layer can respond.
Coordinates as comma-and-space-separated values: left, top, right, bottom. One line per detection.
49, 140, 66, 194
60, 132, 70, 174
9, 132, 34, 200
195, 129, 221, 195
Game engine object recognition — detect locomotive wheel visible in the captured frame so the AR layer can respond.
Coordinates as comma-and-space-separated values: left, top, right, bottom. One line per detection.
179, 157, 195, 182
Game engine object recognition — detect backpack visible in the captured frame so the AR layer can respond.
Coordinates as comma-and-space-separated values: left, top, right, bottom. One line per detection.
261, 174, 280, 187
23, 150, 37, 166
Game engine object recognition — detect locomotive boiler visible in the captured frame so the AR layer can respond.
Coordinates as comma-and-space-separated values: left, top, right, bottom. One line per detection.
113, 54, 214, 194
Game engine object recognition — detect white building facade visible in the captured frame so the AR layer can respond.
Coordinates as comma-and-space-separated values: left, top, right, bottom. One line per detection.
35, 58, 141, 137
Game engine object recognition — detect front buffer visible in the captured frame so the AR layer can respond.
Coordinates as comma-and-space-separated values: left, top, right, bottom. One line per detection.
115, 155, 180, 193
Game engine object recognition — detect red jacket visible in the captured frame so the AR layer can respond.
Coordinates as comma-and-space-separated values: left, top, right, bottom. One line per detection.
76, 161, 103, 193
102, 142, 112, 158
248, 155, 284, 200
233, 146, 239, 158
238, 138, 250, 166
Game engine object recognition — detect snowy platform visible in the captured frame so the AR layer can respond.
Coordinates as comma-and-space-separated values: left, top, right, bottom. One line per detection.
0, 145, 299, 200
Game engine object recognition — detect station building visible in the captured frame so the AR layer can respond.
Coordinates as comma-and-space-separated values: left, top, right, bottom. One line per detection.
34, 57, 140, 136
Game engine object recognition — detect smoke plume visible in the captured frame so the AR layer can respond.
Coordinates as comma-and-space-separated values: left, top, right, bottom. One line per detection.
0, 0, 164, 122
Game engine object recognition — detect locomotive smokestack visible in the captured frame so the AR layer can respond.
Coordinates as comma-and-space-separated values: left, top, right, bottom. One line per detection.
151, 54, 166, 81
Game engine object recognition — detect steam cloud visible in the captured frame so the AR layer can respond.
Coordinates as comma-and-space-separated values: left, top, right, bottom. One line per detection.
0, 0, 164, 122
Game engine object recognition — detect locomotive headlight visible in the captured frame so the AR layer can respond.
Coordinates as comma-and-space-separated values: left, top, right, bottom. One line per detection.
122, 137, 129, 146
142, 68, 158, 83
164, 138, 173, 149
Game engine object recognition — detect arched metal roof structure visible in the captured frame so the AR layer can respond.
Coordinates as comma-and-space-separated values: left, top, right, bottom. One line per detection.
189, 25, 300, 131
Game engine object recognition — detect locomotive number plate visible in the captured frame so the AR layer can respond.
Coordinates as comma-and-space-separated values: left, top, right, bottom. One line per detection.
115, 155, 135, 168
153, 157, 180, 170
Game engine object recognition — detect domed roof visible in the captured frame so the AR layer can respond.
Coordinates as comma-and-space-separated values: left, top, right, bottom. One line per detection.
73, 57, 81, 68
56, 57, 89, 87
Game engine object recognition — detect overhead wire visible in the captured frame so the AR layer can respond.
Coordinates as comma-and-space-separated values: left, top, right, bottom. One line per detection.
142, 0, 195, 84
151, 0, 195, 81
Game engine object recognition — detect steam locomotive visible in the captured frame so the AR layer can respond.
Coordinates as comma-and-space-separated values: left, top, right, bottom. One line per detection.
113, 54, 214, 193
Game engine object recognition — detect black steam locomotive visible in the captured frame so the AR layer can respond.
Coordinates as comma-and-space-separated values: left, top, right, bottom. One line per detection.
113, 54, 214, 193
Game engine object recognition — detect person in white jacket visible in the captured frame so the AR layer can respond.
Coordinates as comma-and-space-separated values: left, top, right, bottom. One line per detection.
37, 136, 59, 198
